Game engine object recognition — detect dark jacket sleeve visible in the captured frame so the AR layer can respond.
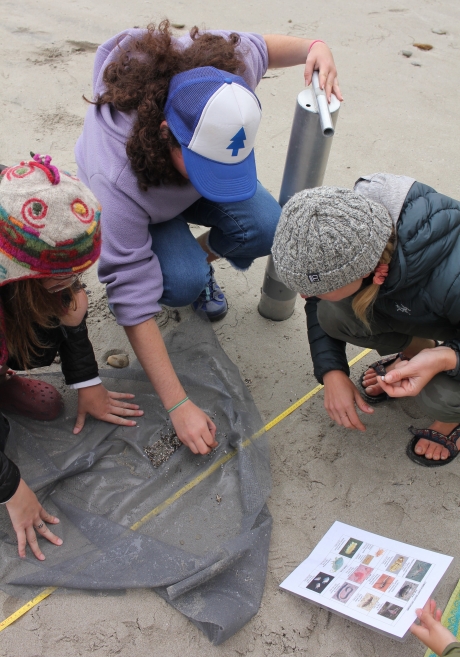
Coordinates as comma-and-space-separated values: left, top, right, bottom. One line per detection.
0, 414, 21, 503
306, 297, 349, 384
59, 315, 99, 386
443, 339, 460, 382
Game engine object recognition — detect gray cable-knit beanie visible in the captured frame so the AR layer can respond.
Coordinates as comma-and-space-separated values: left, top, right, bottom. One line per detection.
271, 187, 393, 296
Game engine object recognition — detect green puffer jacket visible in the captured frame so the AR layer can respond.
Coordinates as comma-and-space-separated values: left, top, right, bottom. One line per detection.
307, 177, 460, 383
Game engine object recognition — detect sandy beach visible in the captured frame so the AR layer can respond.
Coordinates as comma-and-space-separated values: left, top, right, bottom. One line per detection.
1, 0, 460, 654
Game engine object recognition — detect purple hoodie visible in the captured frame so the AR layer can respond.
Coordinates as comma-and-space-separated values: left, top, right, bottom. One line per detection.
75, 29, 268, 326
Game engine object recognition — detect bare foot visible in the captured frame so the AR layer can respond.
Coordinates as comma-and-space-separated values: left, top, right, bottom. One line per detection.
361, 358, 400, 397
414, 421, 459, 461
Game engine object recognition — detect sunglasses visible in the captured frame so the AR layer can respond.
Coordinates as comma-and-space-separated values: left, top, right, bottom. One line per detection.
43, 273, 81, 294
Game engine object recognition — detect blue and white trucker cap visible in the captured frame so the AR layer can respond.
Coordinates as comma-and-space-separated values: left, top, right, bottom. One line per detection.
164, 67, 262, 202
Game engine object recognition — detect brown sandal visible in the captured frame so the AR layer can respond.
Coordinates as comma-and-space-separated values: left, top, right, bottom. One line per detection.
359, 353, 409, 404
406, 425, 460, 468
0, 373, 63, 421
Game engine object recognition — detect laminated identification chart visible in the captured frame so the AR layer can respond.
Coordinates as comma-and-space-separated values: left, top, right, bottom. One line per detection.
280, 522, 453, 639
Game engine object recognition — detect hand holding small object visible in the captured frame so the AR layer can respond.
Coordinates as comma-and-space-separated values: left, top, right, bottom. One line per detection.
379, 347, 457, 398
168, 400, 218, 455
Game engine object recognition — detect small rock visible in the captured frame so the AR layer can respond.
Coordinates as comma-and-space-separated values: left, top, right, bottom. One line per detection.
413, 43, 433, 50
401, 50, 413, 57
53, 355, 61, 364
107, 353, 129, 368
432, 28, 447, 35
411, 61, 422, 67
171, 23, 185, 29
216, 494, 222, 504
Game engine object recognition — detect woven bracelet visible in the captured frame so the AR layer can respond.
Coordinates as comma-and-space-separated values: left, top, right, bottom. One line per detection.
308, 39, 326, 53
167, 396, 189, 414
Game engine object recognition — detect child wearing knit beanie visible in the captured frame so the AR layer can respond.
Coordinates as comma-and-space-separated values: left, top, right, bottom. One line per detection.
272, 174, 460, 469
0, 155, 143, 561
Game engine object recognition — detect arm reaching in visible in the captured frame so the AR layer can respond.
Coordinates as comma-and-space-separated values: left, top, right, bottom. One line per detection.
125, 319, 217, 455
263, 34, 343, 101
410, 598, 457, 656
323, 370, 374, 431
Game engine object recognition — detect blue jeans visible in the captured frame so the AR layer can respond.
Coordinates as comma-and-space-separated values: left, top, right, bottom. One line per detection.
149, 183, 281, 307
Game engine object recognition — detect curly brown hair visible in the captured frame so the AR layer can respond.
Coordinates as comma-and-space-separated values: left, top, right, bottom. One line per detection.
92, 20, 246, 190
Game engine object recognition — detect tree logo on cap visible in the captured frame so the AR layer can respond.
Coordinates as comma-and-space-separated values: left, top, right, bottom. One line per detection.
227, 128, 246, 157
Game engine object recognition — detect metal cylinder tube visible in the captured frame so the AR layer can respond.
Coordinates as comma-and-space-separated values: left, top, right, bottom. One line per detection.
258, 88, 340, 321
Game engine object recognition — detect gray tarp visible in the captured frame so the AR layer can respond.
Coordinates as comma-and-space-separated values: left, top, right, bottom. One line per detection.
0, 314, 272, 644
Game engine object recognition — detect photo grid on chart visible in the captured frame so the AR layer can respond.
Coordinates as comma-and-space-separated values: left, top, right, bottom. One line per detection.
300, 534, 431, 627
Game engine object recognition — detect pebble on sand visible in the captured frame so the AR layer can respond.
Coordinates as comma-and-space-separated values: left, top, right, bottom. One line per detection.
107, 353, 129, 368
402, 50, 413, 57
411, 61, 422, 67
413, 43, 433, 50
432, 28, 447, 35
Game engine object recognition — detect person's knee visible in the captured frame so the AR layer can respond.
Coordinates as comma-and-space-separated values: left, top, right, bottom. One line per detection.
160, 263, 208, 306
417, 374, 460, 423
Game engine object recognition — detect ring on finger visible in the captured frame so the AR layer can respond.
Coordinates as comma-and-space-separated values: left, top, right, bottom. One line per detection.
34, 522, 45, 530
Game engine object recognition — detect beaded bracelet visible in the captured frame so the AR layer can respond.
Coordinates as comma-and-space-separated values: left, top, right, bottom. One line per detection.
308, 39, 326, 53
167, 396, 189, 414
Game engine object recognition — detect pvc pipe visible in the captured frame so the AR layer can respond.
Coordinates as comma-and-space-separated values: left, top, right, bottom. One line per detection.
312, 71, 335, 137
258, 86, 340, 321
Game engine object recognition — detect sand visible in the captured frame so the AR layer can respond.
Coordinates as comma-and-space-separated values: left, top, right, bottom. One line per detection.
1, 0, 460, 654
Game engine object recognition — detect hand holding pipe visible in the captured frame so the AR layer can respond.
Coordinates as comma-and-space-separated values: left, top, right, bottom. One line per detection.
312, 71, 335, 137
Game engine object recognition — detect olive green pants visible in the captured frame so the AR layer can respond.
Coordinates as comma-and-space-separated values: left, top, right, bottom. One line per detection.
317, 298, 460, 423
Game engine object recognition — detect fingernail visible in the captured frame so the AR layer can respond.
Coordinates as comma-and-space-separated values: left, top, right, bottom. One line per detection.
57, 539, 63, 545
39, 554, 45, 561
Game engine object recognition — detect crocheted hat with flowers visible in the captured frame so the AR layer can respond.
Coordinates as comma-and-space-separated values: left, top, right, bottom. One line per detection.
0, 154, 101, 365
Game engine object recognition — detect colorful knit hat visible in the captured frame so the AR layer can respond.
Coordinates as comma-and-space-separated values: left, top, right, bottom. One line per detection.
0, 154, 101, 365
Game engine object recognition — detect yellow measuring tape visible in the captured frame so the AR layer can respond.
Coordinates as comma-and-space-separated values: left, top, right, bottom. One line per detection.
0, 347, 372, 632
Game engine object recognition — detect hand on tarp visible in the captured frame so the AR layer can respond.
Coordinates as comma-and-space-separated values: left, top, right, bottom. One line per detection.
169, 400, 218, 455
6, 479, 62, 560
73, 383, 144, 434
